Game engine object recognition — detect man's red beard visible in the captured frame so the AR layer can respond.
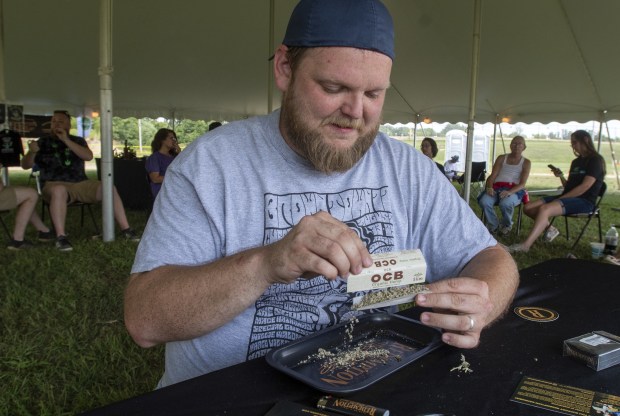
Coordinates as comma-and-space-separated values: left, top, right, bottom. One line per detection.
280, 88, 380, 174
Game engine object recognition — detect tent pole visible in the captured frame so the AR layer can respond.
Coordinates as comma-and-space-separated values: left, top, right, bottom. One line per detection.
498, 122, 506, 154
491, 114, 498, 163
0, 0, 5, 102
138, 118, 143, 153
420, 118, 430, 138
596, 116, 603, 153
99, 0, 114, 241
419, 122, 425, 140
413, 116, 418, 149
603, 120, 620, 187
0, 0, 6, 186
463, 0, 483, 203
267, 0, 274, 113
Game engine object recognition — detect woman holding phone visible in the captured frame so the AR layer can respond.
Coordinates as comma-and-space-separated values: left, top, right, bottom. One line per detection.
508, 130, 606, 253
145, 128, 180, 199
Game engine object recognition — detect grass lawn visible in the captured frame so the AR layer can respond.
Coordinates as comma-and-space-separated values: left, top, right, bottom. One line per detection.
1, 142, 619, 414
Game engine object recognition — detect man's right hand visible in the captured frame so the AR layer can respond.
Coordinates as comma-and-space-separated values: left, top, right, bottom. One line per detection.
260, 211, 373, 285
27, 140, 39, 153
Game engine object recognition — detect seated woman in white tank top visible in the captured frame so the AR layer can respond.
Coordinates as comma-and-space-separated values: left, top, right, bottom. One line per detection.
477, 136, 531, 235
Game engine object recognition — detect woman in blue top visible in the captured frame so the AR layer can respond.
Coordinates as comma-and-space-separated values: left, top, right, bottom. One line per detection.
509, 130, 606, 253
145, 128, 180, 198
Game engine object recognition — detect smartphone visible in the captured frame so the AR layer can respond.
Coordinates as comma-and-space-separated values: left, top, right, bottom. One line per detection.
548, 164, 563, 175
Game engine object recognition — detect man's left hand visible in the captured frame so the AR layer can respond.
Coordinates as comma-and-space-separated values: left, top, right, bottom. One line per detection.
416, 277, 494, 349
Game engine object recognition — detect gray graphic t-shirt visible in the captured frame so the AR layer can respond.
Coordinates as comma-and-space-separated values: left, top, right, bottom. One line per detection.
131, 110, 495, 387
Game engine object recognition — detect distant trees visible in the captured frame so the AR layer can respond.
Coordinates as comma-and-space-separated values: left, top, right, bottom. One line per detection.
173, 119, 210, 144
112, 117, 140, 146
379, 124, 440, 137
87, 117, 616, 149
379, 125, 411, 137
439, 123, 466, 135
87, 117, 217, 148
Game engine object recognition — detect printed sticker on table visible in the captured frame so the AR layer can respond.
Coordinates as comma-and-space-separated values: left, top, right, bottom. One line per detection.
511, 376, 620, 416
513, 306, 559, 322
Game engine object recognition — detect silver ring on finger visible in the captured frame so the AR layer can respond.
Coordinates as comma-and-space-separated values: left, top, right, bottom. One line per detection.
467, 315, 475, 331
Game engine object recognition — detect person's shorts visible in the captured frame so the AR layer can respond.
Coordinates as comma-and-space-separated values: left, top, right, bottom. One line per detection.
42, 180, 101, 204
0, 186, 18, 210
542, 196, 594, 215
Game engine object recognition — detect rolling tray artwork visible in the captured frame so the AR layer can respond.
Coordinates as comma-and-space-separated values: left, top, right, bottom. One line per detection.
266, 312, 443, 395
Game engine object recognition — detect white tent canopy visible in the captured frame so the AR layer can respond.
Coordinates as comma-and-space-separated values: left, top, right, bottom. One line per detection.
2, 0, 620, 124
2, 0, 619, 239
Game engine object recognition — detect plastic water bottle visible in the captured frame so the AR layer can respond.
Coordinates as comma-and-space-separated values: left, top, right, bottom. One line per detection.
604, 224, 618, 255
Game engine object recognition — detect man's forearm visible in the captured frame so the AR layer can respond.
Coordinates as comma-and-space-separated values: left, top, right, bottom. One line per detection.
64, 139, 93, 161
21, 152, 35, 169
461, 245, 519, 326
124, 246, 272, 348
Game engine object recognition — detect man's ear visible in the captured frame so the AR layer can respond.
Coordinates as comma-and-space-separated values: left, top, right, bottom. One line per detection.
273, 45, 292, 92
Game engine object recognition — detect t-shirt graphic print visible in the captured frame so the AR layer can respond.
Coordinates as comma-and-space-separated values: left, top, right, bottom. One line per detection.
247, 186, 393, 359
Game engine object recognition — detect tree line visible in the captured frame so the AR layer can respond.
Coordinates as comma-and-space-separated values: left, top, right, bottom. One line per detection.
84, 117, 615, 150
88, 117, 218, 148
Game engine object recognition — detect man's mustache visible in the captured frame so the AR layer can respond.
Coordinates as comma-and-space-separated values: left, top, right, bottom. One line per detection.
321, 116, 364, 130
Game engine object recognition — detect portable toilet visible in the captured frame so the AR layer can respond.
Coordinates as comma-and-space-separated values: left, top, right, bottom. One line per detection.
444, 129, 490, 171
444, 130, 466, 171
472, 132, 489, 164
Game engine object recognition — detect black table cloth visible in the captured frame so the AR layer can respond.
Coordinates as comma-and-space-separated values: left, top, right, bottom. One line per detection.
82, 258, 620, 416
95, 158, 152, 211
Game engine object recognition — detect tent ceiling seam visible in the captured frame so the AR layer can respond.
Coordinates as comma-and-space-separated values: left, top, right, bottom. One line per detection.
390, 83, 418, 119
559, 0, 604, 110
0, 0, 6, 102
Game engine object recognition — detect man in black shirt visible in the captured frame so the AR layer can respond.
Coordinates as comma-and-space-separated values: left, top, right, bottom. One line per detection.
21, 110, 140, 251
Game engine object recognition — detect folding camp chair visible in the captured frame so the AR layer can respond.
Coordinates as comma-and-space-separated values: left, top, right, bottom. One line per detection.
480, 200, 524, 236
0, 210, 11, 239
458, 161, 487, 198
547, 182, 606, 250
35, 172, 100, 235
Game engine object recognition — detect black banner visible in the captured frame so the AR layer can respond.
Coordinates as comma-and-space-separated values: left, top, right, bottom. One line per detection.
15, 114, 52, 138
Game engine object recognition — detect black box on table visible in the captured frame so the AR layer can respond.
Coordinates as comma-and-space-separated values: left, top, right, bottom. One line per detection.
563, 331, 620, 371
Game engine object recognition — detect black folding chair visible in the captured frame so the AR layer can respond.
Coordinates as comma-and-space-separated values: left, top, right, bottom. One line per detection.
480, 200, 524, 236
0, 210, 12, 239
35, 172, 100, 235
547, 182, 606, 250
458, 161, 487, 198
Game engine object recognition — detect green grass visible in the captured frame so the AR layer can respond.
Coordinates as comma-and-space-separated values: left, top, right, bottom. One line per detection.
1, 171, 162, 415
1, 148, 619, 414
